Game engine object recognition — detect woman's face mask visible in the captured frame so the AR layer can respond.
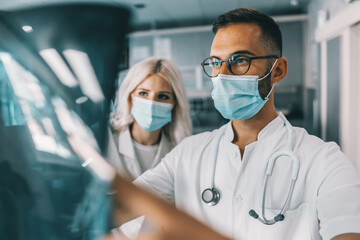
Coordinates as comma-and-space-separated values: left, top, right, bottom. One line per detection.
211, 60, 277, 120
130, 74, 175, 131
131, 97, 172, 132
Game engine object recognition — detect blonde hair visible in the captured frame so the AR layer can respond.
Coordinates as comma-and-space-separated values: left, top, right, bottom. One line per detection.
111, 57, 192, 145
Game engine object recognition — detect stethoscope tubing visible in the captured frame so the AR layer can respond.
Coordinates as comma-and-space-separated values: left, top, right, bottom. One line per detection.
202, 113, 300, 226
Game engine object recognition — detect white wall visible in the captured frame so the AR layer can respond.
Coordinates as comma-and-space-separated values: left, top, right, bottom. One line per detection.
308, 0, 360, 169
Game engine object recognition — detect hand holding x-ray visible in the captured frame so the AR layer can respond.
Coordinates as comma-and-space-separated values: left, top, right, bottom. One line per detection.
66, 130, 230, 240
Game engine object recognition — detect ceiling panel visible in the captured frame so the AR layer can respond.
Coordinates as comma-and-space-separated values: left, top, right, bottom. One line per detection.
0, 0, 310, 31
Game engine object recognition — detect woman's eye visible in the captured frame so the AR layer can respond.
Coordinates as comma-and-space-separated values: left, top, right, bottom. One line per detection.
138, 91, 147, 96
158, 94, 170, 100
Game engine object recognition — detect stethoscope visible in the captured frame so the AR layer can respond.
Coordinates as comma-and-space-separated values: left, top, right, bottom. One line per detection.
201, 113, 300, 225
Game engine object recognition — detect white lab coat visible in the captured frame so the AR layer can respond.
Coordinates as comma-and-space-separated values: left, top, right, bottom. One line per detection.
105, 126, 174, 180
135, 114, 360, 240
104, 126, 174, 239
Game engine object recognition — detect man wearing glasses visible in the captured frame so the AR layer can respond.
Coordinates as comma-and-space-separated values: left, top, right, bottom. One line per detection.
130, 8, 360, 240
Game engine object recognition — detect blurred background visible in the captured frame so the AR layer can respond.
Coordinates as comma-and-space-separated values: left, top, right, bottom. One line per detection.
0, 0, 359, 239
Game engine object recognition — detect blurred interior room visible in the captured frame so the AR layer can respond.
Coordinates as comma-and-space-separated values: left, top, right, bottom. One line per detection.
1, 0, 360, 239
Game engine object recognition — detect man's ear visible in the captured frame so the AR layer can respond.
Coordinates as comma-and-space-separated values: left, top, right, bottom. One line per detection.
271, 57, 287, 84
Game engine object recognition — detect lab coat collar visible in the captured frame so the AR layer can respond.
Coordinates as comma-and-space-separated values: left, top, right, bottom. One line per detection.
152, 133, 173, 168
224, 113, 285, 142
118, 127, 141, 177
118, 127, 136, 160
257, 113, 284, 140
117, 126, 173, 178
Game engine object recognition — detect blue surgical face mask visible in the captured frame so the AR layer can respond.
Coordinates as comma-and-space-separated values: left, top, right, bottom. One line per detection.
131, 97, 172, 132
211, 60, 277, 120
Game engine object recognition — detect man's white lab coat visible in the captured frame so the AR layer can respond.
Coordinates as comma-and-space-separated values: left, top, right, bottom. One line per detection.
135, 114, 360, 240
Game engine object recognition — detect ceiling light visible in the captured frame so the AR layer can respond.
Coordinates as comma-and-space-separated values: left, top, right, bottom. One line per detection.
290, 0, 299, 6
22, 25, 33, 33
63, 49, 104, 103
75, 96, 89, 104
39, 48, 78, 88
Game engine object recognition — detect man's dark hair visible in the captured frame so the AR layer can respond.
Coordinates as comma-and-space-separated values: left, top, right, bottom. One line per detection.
212, 8, 282, 57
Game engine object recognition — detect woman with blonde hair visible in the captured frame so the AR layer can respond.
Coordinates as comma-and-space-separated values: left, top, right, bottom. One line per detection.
106, 57, 192, 180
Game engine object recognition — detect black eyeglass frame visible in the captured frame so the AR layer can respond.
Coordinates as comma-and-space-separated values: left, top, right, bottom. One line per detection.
201, 54, 279, 78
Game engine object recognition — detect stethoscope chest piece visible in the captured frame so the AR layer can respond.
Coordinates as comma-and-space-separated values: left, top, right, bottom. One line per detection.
202, 187, 220, 206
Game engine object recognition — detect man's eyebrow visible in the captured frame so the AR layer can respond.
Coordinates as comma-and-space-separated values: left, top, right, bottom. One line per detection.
209, 50, 256, 59
232, 50, 256, 56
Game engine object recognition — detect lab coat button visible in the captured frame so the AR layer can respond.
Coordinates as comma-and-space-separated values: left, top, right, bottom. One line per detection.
234, 196, 242, 202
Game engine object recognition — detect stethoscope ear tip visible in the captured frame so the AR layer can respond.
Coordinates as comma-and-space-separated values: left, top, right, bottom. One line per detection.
274, 214, 285, 222
249, 209, 259, 219
249, 210, 285, 224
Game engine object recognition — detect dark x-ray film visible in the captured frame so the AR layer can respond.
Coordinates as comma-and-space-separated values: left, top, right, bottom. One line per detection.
0, 3, 129, 239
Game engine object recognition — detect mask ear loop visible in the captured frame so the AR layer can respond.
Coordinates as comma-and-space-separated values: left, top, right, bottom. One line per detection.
258, 59, 278, 99
258, 59, 278, 81
265, 83, 276, 99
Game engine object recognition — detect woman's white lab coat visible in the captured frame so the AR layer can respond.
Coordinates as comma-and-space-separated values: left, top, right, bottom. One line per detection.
105, 126, 175, 239
105, 126, 174, 180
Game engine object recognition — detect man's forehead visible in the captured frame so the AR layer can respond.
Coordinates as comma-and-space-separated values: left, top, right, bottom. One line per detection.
210, 23, 263, 57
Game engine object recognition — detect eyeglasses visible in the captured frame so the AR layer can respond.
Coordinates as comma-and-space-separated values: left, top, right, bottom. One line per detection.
201, 54, 279, 78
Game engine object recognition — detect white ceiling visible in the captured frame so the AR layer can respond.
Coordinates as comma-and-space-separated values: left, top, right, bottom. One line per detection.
0, 0, 310, 31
